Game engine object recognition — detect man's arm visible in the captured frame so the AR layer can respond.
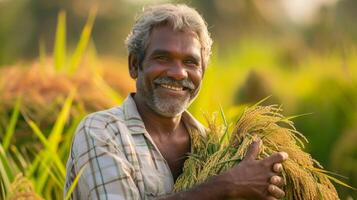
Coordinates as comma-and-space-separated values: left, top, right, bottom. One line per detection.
159, 140, 288, 200
67, 116, 286, 200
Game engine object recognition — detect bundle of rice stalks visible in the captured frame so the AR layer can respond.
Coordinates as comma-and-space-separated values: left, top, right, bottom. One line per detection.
6, 173, 43, 200
175, 104, 353, 200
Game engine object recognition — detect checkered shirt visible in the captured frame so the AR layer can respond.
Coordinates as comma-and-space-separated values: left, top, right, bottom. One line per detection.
64, 94, 206, 199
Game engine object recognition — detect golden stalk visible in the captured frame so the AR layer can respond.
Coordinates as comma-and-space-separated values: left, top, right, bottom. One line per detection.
174, 105, 350, 200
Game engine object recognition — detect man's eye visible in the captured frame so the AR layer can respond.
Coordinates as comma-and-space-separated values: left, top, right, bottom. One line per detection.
155, 55, 169, 61
184, 60, 198, 66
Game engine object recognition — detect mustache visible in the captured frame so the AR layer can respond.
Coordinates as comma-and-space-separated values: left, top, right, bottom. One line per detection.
154, 77, 195, 90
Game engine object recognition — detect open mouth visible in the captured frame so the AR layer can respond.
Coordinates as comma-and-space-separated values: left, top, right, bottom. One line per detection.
156, 83, 190, 91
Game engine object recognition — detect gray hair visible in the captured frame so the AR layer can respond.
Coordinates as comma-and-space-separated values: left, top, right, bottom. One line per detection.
125, 4, 213, 68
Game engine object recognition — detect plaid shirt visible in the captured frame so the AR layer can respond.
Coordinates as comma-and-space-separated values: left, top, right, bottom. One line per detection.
64, 94, 206, 200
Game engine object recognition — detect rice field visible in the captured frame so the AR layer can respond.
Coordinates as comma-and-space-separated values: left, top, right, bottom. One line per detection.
1, 8, 357, 200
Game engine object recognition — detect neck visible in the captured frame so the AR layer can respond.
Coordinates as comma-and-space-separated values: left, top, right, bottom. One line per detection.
133, 94, 183, 136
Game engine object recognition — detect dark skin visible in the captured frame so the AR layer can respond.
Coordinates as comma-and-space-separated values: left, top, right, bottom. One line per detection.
149, 121, 190, 181
135, 103, 190, 181
129, 25, 288, 200
130, 26, 202, 180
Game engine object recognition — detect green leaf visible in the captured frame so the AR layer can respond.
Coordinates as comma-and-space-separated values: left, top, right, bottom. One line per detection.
312, 168, 356, 190
0, 144, 12, 195
26, 119, 49, 148
47, 90, 75, 152
252, 95, 272, 107
2, 96, 21, 151
25, 151, 42, 178
310, 167, 348, 179
59, 115, 83, 158
282, 112, 313, 121
68, 8, 97, 74
323, 173, 356, 190
218, 104, 229, 145
64, 164, 87, 200
216, 157, 242, 165
94, 74, 124, 104
54, 10, 66, 71
10, 146, 28, 169
24, 91, 75, 193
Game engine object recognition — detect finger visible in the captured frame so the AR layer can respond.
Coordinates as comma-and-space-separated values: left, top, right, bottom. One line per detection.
266, 196, 277, 200
270, 175, 285, 187
268, 184, 285, 199
243, 139, 261, 160
264, 152, 288, 165
273, 163, 283, 173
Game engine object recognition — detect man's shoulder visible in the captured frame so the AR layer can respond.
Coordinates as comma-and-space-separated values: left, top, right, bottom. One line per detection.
72, 106, 128, 143
82, 106, 125, 127
70, 106, 129, 156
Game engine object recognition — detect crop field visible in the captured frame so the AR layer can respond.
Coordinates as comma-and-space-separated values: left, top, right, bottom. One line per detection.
0, 1, 356, 199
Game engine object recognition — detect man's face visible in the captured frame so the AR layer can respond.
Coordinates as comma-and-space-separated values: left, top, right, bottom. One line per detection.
135, 26, 203, 117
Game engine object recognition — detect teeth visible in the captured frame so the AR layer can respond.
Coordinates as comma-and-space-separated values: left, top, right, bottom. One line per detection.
160, 84, 183, 91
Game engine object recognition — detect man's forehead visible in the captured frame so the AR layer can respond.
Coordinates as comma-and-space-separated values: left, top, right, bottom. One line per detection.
146, 26, 201, 55
151, 24, 200, 39
151, 22, 199, 39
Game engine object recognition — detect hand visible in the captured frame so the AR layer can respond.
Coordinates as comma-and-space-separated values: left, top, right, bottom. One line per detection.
222, 140, 288, 200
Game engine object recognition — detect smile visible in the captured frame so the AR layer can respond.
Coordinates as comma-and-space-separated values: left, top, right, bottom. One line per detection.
159, 83, 184, 91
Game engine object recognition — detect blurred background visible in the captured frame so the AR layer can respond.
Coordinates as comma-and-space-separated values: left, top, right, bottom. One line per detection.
0, 0, 356, 199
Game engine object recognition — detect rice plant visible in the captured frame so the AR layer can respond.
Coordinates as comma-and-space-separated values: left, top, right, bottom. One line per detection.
0, 9, 130, 200
6, 174, 43, 200
175, 102, 354, 199
0, 9, 129, 129
0, 90, 87, 199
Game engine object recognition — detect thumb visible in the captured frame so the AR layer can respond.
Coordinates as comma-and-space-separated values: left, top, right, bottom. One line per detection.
243, 139, 261, 160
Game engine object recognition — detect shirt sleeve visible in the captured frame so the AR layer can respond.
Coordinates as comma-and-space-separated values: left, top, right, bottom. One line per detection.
69, 114, 141, 200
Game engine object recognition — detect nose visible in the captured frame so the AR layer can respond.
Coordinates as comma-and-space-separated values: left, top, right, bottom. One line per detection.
166, 61, 188, 80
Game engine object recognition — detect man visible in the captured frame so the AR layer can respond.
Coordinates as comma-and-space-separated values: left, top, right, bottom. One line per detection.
65, 4, 288, 200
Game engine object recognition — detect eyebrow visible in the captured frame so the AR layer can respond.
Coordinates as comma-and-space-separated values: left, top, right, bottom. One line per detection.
150, 49, 170, 56
150, 49, 200, 62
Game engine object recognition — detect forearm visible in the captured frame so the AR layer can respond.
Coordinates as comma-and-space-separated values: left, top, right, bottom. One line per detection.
157, 175, 231, 200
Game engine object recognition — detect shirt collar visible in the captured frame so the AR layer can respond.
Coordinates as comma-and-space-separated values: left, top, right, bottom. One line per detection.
122, 94, 147, 134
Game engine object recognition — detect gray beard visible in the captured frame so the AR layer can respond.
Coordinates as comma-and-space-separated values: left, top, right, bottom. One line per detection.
149, 89, 192, 117
136, 74, 198, 117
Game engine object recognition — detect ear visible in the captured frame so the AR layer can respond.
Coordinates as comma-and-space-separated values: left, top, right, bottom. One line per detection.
201, 61, 206, 78
201, 65, 206, 78
128, 53, 139, 79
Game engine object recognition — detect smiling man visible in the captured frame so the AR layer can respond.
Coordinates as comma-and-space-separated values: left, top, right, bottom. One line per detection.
65, 4, 288, 200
